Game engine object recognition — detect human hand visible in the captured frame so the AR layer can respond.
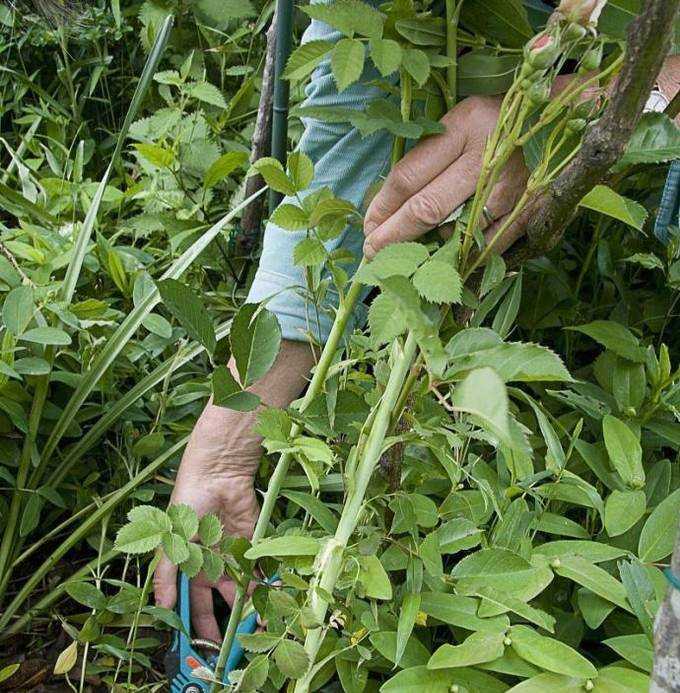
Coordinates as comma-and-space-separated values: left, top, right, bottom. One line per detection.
363, 95, 530, 259
153, 403, 261, 642
152, 343, 316, 642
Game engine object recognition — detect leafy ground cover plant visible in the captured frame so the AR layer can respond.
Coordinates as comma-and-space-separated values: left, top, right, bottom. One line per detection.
2, 0, 680, 691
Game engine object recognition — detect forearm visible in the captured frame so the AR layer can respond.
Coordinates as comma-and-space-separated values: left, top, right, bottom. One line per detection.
177, 340, 316, 481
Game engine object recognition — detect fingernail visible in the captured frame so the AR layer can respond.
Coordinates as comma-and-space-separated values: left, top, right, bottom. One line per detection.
363, 240, 374, 259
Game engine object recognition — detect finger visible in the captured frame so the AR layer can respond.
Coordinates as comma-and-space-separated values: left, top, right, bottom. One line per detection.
363, 152, 480, 258
215, 579, 258, 609
153, 554, 178, 610
190, 578, 221, 642
364, 119, 467, 234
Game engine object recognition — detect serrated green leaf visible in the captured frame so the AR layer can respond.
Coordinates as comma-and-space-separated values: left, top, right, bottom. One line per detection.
302, 0, 385, 39
284, 40, 334, 82
356, 242, 429, 284
250, 157, 296, 195
369, 38, 402, 76
204, 150, 248, 188
412, 260, 462, 303
198, 514, 223, 546
293, 237, 326, 266
167, 504, 199, 540
331, 38, 365, 92
368, 292, 407, 344
402, 48, 430, 86
270, 204, 310, 231
274, 639, 309, 679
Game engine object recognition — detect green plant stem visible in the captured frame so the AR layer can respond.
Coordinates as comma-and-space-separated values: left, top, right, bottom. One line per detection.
211, 271, 366, 690
391, 69, 412, 166
0, 437, 189, 634
293, 333, 418, 693
445, 0, 462, 108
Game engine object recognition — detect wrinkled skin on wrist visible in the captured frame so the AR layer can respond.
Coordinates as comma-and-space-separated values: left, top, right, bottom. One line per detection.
153, 340, 316, 641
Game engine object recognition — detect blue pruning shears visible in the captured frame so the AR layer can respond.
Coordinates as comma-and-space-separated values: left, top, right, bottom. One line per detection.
164, 573, 261, 692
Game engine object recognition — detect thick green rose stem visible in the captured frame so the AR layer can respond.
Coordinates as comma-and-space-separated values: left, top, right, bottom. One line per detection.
293, 333, 418, 693
211, 270, 366, 690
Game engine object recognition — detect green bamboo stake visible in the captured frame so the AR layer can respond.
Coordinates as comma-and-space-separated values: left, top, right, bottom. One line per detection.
294, 333, 419, 692
211, 270, 366, 690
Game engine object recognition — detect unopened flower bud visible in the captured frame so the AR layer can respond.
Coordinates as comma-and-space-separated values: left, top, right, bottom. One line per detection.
449, 686, 459, 693
557, 0, 607, 26
551, 558, 561, 569
526, 33, 561, 70
503, 636, 512, 646
527, 80, 551, 105
584, 680, 595, 691
564, 22, 588, 40
582, 44, 603, 71
566, 118, 587, 133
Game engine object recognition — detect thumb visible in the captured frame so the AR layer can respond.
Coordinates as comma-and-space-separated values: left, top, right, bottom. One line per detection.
153, 553, 178, 609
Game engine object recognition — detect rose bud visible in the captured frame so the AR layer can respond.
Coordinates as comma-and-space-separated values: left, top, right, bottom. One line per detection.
581, 44, 603, 71
557, 0, 607, 26
526, 33, 561, 70
527, 79, 551, 105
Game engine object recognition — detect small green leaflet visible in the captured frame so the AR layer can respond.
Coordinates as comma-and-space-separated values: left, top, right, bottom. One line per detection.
356, 242, 429, 284
244, 535, 320, 560
203, 150, 248, 189
157, 278, 216, 355
274, 639, 309, 679
369, 38, 402, 76
2, 285, 34, 335
331, 38, 365, 92
229, 303, 281, 388
402, 48, 430, 86
579, 185, 648, 231
412, 260, 462, 304
602, 415, 645, 488
567, 320, 645, 363
271, 204, 310, 231
249, 157, 296, 195
509, 625, 597, 678
212, 365, 260, 411
293, 237, 326, 266
284, 40, 334, 82
452, 367, 511, 444
301, 0, 385, 39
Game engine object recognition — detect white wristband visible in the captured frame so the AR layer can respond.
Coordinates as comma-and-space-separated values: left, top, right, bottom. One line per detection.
645, 89, 670, 113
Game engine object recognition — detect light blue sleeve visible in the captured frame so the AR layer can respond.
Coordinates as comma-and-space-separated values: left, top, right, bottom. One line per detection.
246, 7, 393, 344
